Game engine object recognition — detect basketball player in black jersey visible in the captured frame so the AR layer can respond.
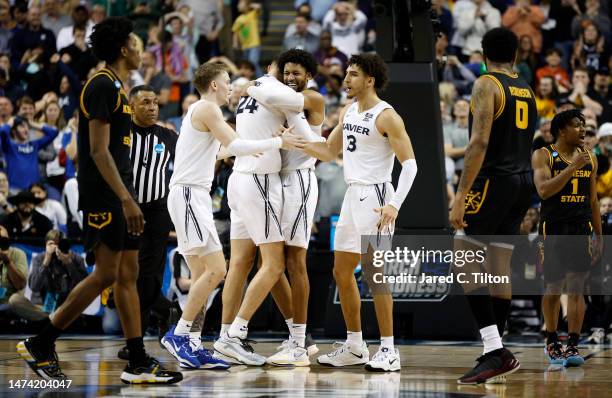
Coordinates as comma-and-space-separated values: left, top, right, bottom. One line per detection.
449, 28, 535, 384
533, 109, 602, 367
16, 17, 182, 384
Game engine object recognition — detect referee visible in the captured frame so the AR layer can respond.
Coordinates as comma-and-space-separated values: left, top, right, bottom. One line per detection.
118, 85, 178, 359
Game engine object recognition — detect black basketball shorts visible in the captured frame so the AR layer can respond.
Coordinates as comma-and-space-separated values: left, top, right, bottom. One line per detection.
539, 220, 592, 283
83, 208, 140, 252
463, 172, 533, 236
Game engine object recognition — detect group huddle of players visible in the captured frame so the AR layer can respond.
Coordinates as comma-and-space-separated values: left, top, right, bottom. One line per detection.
14, 17, 595, 387
160, 45, 417, 373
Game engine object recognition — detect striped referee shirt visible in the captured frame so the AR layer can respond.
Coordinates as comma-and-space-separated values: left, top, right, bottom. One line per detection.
129, 123, 177, 204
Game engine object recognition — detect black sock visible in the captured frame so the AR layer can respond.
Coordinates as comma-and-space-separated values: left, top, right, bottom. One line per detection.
568, 333, 580, 347
546, 331, 558, 345
465, 288, 497, 329
127, 337, 147, 365
491, 297, 511, 336
33, 318, 62, 349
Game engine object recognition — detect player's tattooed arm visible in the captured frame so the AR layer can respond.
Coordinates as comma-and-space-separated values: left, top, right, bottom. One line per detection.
302, 103, 348, 161
455, 77, 496, 198
449, 76, 496, 229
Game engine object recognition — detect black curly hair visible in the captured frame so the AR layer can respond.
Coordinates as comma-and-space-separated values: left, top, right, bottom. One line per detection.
482, 27, 518, 64
551, 109, 585, 140
348, 53, 389, 91
89, 17, 134, 64
277, 48, 318, 77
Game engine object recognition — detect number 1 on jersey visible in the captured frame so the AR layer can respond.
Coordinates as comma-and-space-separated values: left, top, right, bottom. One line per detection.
571, 178, 578, 195
516, 100, 528, 130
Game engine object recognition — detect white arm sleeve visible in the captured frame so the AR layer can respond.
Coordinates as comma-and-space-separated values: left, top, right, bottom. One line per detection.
226, 137, 282, 156
389, 159, 417, 211
285, 112, 325, 142
247, 80, 304, 113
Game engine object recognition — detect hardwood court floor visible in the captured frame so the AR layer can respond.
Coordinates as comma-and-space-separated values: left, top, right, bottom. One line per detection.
0, 337, 611, 397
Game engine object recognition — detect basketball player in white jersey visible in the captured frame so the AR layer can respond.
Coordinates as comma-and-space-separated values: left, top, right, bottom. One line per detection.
213, 61, 323, 365
304, 54, 418, 372
246, 49, 325, 366
162, 62, 304, 369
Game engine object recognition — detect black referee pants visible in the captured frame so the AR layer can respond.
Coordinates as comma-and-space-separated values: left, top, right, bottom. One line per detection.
136, 202, 173, 330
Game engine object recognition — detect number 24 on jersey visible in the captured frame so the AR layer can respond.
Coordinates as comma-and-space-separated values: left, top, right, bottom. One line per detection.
237, 97, 259, 114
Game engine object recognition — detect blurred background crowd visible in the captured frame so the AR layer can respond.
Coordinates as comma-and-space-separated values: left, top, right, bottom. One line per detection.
0, 0, 375, 338
0, 0, 610, 343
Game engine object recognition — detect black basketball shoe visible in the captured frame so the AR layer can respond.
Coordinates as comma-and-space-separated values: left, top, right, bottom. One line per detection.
17, 339, 67, 380
458, 348, 520, 385
120, 355, 183, 384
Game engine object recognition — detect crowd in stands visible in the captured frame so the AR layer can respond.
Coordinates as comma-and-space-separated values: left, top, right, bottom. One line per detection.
0, 0, 373, 242
0, 0, 610, 340
0, 0, 370, 335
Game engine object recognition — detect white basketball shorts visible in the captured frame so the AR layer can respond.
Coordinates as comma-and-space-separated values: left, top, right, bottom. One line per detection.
334, 182, 395, 254
167, 184, 222, 257
281, 169, 318, 249
228, 171, 284, 245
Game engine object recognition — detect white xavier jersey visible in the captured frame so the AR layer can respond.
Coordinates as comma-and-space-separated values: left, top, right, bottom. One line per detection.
234, 75, 285, 174
342, 100, 394, 185
170, 99, 221, 191
281, 113, 321, 171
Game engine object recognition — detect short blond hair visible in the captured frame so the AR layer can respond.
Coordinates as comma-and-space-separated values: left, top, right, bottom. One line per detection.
194, 63, 228, 94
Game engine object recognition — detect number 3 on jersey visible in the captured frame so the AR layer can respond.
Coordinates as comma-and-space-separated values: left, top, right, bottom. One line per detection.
346, 135, 357, 152
237, 97, 259, 114
516, 100, 528, 130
